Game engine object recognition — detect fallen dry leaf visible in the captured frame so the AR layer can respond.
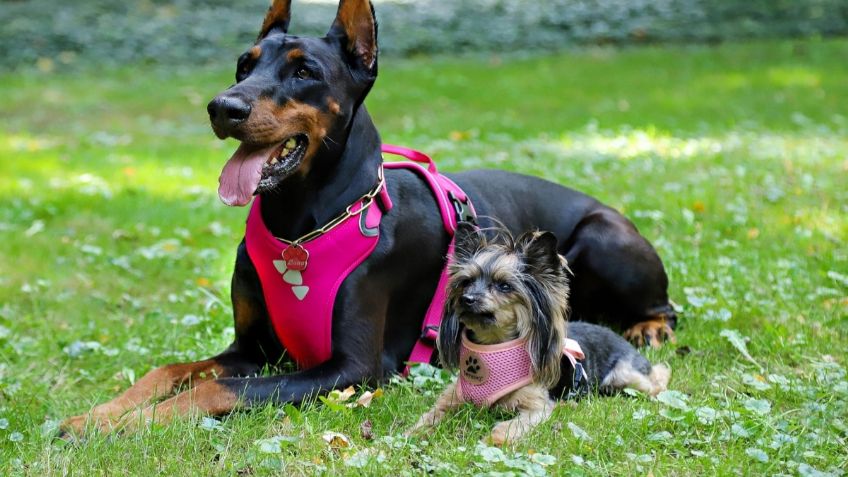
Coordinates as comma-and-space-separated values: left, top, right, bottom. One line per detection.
353, 392, 374, 408
322, 431, 351, 449
328, 386, 356, 403
360, 420, 373, 440
352, 388, 384, 408
449, 130, 470, 141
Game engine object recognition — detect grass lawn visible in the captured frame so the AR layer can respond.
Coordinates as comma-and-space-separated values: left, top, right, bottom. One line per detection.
1, 38, 847, 475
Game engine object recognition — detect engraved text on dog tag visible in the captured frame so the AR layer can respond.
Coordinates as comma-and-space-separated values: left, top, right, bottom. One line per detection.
282, 244, 309, 271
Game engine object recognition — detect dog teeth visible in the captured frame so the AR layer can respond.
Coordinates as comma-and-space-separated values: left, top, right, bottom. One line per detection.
268, 138, 300, 166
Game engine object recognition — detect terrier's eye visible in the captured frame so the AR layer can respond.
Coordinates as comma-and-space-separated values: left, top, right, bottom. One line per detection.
496, 282, 513, 293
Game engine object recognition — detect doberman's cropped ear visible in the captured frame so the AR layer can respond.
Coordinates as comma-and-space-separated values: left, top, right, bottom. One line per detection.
258, 0, 292, 40
453, 222, 484, 263
327, 0, 378, 77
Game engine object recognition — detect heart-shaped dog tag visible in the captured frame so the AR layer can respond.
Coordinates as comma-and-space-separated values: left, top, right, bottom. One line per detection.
282, 244, 309, 271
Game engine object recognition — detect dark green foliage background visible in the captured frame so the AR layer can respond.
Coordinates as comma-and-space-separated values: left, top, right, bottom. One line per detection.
2, 0, 847, 69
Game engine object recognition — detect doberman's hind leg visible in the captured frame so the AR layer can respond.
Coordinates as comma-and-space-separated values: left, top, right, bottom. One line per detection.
623, 308, 677, 349
563, 209, 677, 347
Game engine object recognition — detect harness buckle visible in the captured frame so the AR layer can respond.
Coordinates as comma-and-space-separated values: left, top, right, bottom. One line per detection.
572, 362, 586, 390
564, 361, 589, 400
420, 325, 439, 342
448, 191, 476, 225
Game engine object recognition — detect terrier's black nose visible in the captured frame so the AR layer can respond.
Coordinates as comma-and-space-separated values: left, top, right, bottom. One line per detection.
461, 293, 477, 307
207, 95, 252, 131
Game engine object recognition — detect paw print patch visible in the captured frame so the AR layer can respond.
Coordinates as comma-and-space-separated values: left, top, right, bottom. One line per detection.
461, 352, 488, 384
465, 356, 481, 374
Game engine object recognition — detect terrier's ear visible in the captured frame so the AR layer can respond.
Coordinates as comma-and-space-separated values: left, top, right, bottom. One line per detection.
453, 222, 483, 263
517, 230, 560, 273
523, 279, 567, 388
437, 300, 463, 370
327, 0, 378, 78
258, 0, 292, 40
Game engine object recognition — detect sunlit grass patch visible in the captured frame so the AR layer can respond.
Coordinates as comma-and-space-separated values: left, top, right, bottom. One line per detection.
767, 67, 822, 89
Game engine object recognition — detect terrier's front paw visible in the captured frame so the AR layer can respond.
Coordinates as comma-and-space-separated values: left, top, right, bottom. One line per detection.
405, 418, 434, 438
489, 421, 518, 447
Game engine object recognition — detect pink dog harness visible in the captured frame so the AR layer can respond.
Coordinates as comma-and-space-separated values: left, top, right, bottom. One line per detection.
456, 331, 587, 407
245, 145, 474, 370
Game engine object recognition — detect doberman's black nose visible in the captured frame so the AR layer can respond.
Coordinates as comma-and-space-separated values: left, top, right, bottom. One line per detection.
461, 293, 478, 307
207, 95, 252, 131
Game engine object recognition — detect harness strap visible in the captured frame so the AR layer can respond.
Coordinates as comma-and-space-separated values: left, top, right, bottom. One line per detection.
382, 144, 438, 174
563, 338, 585, 367
382, 146, 474, 234
406, 239, 455, 368
381, 144, 477, 374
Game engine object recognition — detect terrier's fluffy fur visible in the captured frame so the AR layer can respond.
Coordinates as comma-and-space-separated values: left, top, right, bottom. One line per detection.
408, 224, 671, 445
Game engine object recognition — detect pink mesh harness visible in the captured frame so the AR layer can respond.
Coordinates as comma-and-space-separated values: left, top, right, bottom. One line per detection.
456, 330, 587, 407
244, 145, 474, 371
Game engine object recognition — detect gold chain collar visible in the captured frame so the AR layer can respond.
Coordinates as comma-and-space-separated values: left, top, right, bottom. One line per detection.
274, 166, 385, 246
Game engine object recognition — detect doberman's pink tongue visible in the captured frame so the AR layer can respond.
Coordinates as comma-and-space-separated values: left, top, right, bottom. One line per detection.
218, 143, 277, 206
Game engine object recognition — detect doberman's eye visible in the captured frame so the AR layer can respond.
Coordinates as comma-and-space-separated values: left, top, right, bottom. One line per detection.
496, 282, 513, 293
295, 67, 312, 80
236, 61, 252, 82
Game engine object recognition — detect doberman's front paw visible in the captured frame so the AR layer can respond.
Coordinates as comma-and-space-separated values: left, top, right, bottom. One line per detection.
58, 413, 119, 440
112, 408, 153, 434
624, 318, 677, 348
57, 415, 87, 440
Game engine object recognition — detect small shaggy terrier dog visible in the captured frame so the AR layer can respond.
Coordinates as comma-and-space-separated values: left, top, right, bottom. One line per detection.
409, 224, 671, 445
